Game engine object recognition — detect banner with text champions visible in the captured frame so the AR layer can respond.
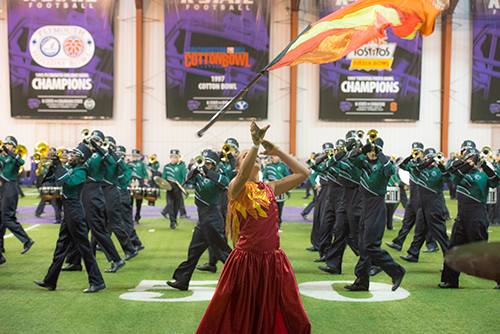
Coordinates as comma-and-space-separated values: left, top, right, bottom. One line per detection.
319, 0, 422, 122
7, 0, 115, 119
471, 0, 500, 122
165, 0, 270, 120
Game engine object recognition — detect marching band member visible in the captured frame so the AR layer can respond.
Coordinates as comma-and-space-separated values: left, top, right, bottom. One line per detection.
0, 136, 34, 260
386, 167, 401, 231
161, 149, 187, 229
440, 147, 500, 289
168, 149, 232, 291
263, 154, 290, 231
344, 137, 405, 292
128, 149, 149, 224
301, 155, 319, 220
34, 143, 105, 293
102, 137, 138, 261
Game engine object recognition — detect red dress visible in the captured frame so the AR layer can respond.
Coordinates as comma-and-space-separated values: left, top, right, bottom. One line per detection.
196, 182, 311, 334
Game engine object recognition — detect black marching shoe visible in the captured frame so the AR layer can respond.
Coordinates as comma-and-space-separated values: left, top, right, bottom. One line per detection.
34, 213, 42, 218
170, 222, 178, 229
83, 283, 106, 293
370, 266, 383, 277
34, 280, 55, 291
392, 269, 406, 291
134, 216, 141, 224
167, 280, 189, 291
306, 246, 319, 252
318, 266, 341, 275
196, 263, 217, 273
313, 256, 326, 263
422, 247, 439, 253
61, 264, 82, 271
161, 211, 168, 219
179, 214, 190, 219
300, 212, 308, 220
135, 244, 145, 252
0, 254, 6, 265
400, 254, 418, 263
494, 284, 500, 290
385, 242, 402, 251
21, 239, 35, 254
344, 283, 369, 291
105, 259, 126, 273
438, 282, 458, 289
124, 250, 139, 261
53, 221, 61, 224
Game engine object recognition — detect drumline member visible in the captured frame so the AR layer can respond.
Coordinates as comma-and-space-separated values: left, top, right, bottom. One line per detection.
440, 147, 500, 289
115, 146, 144, 251
399, 148, 450, 263
263, 154, 290, 231
344, 137, 405, 292
0, 136, 34, 260
34, 143, 106, 293
167, 149, 232, 291
161, 149, 187, 229
102, 136, 138, 261
196, 138, 239, 274
147, 154, 160, 188
128, 149, 149, 224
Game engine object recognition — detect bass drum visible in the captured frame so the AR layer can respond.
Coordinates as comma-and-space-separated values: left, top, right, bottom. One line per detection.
144, 187, 160, 206
385, 186, 400, 204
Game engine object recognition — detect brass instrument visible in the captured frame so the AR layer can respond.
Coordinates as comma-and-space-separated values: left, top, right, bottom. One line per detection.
18, 166, 24, 175
35, 142, 49, 156
56, 146, 67, 157
357, 130, 365, 139
310, 154, 315, 163
455, 152, 460, 158
179, 154, 183, 162
194, 155, 205, 168
328, 150, 335, 158
149, 154, 157, 164
15, 145, 28, 160
101, 140, 110, 150
367, 129, 378, 151
81, 128, 90, 140
412, 150, 420, 159
0, 140, 3, 153
35, 164, 45, 176
390, 156, 396, 162
222, 144, 232, 156
436, 152, 445, 164
482, 146, 491, 157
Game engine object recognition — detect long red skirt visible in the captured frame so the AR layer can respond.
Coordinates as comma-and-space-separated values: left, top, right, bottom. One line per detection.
196, 249, 311, 334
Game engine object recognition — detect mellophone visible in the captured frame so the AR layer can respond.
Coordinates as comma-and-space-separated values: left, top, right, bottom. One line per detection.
385, 186, 400, 204
40, 186, 63, 203
128, 186, 160, 206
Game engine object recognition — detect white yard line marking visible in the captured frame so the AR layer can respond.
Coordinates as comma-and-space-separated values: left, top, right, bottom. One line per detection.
393, 214, 404, 221
5, 224, 41, 238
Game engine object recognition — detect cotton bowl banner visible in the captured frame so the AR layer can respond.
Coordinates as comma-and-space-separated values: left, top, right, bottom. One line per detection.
7, 0, 115, 119
471, 0, 500, 123
164, 0, 270, 120
318, 0, 423, 122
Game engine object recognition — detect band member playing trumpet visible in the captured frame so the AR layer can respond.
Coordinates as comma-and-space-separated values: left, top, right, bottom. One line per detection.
161, 149, 187, 229
168, 149, 232, 291
344, 136, 405, 292
128, 149, 149, 224
0, 136, 34, 261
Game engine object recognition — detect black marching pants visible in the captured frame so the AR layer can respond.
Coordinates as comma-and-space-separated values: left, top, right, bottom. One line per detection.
164, 184, 182, 227
310, 184, 329, 250
407, 190, 449, 259
35, 197, 62, 223
318, 183, 343, 257
102, 183, 135, 254
441, 201, 489, 286
302, 188, 317, 215
354, 195, 405, 288
173, 204, 232, 285
43, 199, 104, 288
0, 181, 30, 251
118, 188, 142, 247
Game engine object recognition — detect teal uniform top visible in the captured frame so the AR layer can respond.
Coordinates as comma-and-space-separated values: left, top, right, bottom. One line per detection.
399, 159, 420, 185
84, 152, 111, 182
185, 172, 229, 206
148, 161, 160, 172
128, 160, 148, 180
333, 152, 362, 187
117, 163, 133, 190
162, 162, 187, 184
412, 165, 449, 194
310, 160, 329, 185
263, 162, 289, 182
104, 156, 126, 186
49, 164, 87, 199
0, 152, 24, 182
308, 170, 318, 187
315, 158, 341, 186
452, 166, 500, 204
218, 160, 237, 181
349, 154, 395, 196
388, 172, 400, 187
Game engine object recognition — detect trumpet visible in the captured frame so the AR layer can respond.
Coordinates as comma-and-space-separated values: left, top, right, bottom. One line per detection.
149, 154, 157, 164
367, 129, 378, 151
0, 140, 3, 153
222, 144, 232, 156
310, 154, 315, 163
81, 128, 91, 142
357, 130, 364, 139
101, 140, 110, 150
481, 146, 491, 157
328, 150, 335, 158
194, 155, 205, 175
412, 150, 420, 159
15, 145, 28, 160
435, 152, 445, 164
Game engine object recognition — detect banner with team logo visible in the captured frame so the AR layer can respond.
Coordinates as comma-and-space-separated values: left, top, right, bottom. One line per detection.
7, 0, 115, 119
318, 0, 422, 121
471, 0, 500, 122
164, 0, 270, 120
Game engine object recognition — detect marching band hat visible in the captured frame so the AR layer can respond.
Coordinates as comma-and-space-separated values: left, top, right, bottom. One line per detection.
424, 148, 437, 159
170, 149, 180, 157
322, 142, 334, 152
4, 136, 17, 148
412, 142, 424, 151
464, 148, 480, 161
202, 149, 220, 165
48, 147, 57, 154
73, 142, 92, 161
461, 140, 476, 151
60, 149, 69, 156
105, 136, 116, 147
132, 149, 141, 156
91, 130, 105, 142
374, 138, 384, 150
225, 138, 239, 149
116, 145, 126, 155
335, 139, 346, 149
345, 130, 356, 141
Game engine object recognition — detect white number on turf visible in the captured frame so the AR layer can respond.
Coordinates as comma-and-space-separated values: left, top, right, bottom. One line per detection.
298, 281, 410, 302
119, 280, 218, 302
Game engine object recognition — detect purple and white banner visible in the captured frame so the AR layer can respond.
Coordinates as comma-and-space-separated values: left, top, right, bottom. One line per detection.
165, 0, 270, 120
7, 0, 115, 119
319, 0, 422, 121
471, 0, 500, 122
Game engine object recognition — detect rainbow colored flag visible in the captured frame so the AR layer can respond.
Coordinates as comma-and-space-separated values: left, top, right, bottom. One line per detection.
264, 0, 449, 71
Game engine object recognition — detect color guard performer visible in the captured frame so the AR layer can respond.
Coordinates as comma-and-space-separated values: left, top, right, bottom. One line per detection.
161, 149, 187, 229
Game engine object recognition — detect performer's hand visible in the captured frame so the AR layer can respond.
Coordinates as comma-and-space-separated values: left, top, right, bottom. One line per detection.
260, 139, 279, 156
250, 119, 270, 145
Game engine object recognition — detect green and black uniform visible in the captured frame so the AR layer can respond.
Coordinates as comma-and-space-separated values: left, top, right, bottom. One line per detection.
128, 159, 149, 222
263, 161, 289, 228
385, 172, 401, 230
162, 162, 187, 228
117, 161, 143, 248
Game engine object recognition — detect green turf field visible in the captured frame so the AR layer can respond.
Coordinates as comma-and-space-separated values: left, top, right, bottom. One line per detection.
1, 188, 499, 334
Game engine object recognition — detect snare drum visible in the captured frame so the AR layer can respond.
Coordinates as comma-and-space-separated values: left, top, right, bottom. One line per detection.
40, 186, 53, 202
487, 188, 497, 204
276, 193, 286, 203
144, 187, 160, 206
385, 186, 400, 204
52, 187, 62, 199
128, 186, 144, 200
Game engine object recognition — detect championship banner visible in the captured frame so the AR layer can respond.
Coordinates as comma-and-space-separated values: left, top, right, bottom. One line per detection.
319, 0, 422, 121
7, 0, 115, 119
471, 0, 500, 122
165, 0, 270, 120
